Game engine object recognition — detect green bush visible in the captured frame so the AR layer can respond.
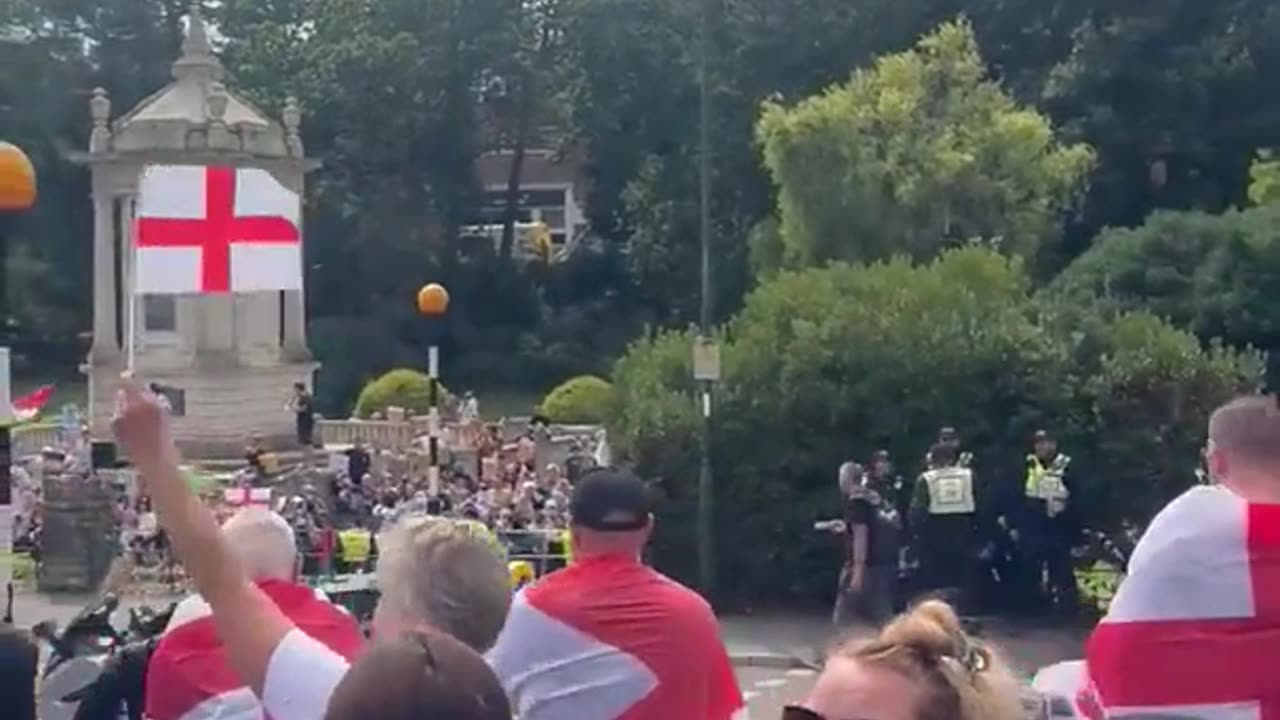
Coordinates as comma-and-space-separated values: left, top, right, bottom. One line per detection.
353, 369, 450, 419
539, 375, 615, 424
1047, 205, 1280, 352
608, 247, 1260, 608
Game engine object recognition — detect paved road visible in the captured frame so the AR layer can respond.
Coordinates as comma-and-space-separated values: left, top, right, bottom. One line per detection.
14, 591, 1083, 719
736, 664, 816, 718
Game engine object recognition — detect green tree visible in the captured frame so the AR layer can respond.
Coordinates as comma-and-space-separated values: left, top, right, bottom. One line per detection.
1248, 150, 1280, 207
1042, 0, 1280, 239
757, 20, 1095, 269
354, 368, 451, 419
1048, 205, 1280, 354
609, 247, 1257, 605
539, 375, 614, 423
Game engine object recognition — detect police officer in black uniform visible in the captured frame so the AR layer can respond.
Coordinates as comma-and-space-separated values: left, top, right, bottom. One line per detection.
910, 427, 978, 612
1019, 429, 1079, 614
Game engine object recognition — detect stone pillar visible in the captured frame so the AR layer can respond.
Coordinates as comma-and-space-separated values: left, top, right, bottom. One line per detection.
282, 290, 309, 360
118, 195, 136, 361
279, 167, 310, 361
89, 191, 118, 359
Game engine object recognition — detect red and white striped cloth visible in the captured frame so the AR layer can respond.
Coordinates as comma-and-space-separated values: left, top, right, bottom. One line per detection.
486, 554, 746, 720
144, 579, 364, 720
1079, 485, 1280, 720
223, 487, 272, 509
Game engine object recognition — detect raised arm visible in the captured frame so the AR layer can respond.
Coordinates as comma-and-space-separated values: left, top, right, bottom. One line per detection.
112, 379, 293, 696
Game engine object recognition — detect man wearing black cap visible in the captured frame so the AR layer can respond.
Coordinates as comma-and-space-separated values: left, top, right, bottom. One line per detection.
487, 467, 745, 720
911, 426, 979, 612
1019, 429, 1078, 614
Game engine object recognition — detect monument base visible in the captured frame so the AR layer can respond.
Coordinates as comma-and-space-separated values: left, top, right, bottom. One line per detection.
85, 355, 318, 459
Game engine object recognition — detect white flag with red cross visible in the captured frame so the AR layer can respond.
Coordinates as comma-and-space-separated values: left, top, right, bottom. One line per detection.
135, 165, 302, 294
1079, 485, 1280, 720
223, 487, 272, 509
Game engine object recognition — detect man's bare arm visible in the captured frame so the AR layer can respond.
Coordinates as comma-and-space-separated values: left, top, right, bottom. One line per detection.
117, 383, 293, 696
851, 524, 868, 579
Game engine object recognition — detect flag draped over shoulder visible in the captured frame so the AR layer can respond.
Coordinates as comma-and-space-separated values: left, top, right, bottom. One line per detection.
1080, 486, 1280, 720
486, 557, 746, 720
145, 579, 363, 720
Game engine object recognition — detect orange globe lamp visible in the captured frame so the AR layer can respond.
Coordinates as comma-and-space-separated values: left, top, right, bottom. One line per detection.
417, 283, 450, 317
0, 141, 37, 212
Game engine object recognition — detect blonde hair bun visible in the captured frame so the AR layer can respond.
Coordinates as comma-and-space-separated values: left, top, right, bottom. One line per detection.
850, 599, 1024, 720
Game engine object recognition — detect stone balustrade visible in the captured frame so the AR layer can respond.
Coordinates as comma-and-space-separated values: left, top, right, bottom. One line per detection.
11, 423, 61, 458
317, 418, 415, 449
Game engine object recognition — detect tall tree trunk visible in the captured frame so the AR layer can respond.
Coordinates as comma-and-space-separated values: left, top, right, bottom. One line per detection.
499, 63, 536, 261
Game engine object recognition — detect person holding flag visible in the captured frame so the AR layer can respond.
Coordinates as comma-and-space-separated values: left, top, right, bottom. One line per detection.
1078, 395, 1280, 719
144, 507, 363, 720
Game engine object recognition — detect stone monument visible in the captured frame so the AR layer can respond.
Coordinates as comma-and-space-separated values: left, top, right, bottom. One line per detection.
72, 6, 318, 457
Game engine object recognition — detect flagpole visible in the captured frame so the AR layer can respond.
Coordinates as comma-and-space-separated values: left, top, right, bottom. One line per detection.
126, 202, 137, 373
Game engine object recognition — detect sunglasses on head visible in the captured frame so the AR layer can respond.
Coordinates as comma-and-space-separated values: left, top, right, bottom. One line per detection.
783, 706, 872, 720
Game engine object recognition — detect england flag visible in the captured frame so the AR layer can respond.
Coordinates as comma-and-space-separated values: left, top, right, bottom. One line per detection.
135, 165, 302, 294
1076, 486, 1280, 719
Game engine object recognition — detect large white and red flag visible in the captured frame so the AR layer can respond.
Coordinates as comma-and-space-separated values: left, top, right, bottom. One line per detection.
486, 557, 747, 720
145, 579, 363, 720
1077, 485, 1280, 720
135, 165, 302, 294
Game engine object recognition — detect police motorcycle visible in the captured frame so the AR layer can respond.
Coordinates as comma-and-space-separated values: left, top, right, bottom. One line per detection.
33, 593, 177, 720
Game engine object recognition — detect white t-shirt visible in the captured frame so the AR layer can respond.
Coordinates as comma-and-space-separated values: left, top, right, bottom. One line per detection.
262, 628, 351, 720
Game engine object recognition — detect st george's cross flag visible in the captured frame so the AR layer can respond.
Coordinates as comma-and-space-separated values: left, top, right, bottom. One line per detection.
486, 556, 747, 720
1078, 485, 1280, 720
145, 579, 363, 720
135, 165, 302, 294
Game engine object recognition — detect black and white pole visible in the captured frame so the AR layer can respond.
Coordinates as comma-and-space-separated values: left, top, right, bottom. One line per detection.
428, 344, 440, 497
416, 283, 449, 500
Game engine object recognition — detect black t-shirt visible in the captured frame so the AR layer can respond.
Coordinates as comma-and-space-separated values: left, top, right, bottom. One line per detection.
843, 488, 902, 567
245, 447, 266, 474
346, 448, 371, 483
294, 392, 314, 423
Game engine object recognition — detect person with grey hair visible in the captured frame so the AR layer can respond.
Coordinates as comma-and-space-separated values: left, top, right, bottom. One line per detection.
144, 507, 365, 720
111, 379, 511, 720
818, 461, 898, 627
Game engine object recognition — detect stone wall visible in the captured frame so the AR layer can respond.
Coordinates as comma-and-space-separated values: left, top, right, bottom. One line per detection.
38, 472, 118, 593
88, 361, 316, 457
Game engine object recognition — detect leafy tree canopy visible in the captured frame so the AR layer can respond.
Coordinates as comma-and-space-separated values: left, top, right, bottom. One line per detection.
757, 20, 1095, 269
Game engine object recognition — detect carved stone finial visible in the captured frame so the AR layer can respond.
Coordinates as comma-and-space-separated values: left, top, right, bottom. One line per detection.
89, 87, 112, 153
182, 4, 212, 58
207, 82, 228, 121
172, 3, 224, 83
282, 96, 301, 133
90, 87, 111, 123
206, 82, 235, 149
282, 96, 304, 156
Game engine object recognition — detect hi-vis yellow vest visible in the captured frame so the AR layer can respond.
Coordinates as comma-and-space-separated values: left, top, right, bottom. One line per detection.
923, 466, 975, 515
338, 529, 372, 564
1025, 454, 1070, 501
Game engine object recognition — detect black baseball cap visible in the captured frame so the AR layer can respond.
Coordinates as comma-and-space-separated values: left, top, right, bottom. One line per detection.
570, 467, 653, 531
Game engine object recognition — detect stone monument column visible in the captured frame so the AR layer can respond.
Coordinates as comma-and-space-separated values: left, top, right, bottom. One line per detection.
280, 96, 310, 361
89, 190, 118, 359
89, 87, 118, 360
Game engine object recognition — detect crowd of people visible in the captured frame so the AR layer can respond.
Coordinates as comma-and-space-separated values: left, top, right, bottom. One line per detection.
10, 383, 1279, 720
0, 381, 1029, 720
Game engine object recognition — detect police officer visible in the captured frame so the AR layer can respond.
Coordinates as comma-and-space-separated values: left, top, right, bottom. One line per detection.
1020, 429, 1078, 614
910, 427, 978, 612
